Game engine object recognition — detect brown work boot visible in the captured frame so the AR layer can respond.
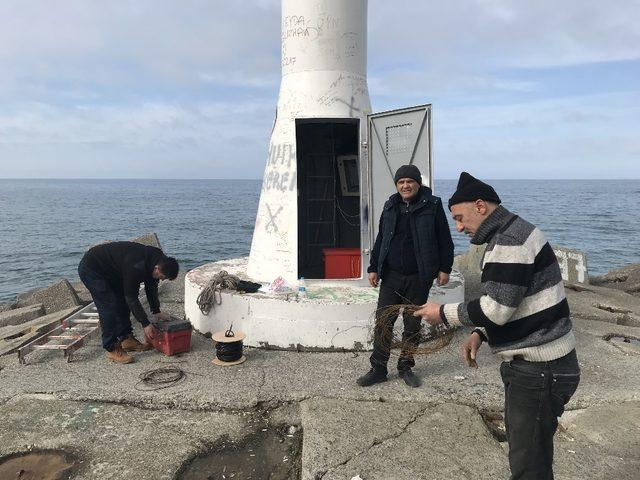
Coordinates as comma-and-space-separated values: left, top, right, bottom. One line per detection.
106, 344, 134, 364
121, 333, 152, 352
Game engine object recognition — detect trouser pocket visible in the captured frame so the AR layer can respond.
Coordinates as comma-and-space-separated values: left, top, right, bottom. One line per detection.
550, 373, 580, 417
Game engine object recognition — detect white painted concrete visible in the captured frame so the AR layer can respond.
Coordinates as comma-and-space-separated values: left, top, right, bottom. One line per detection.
185, 258, 465, 350
247, 0, 372, 284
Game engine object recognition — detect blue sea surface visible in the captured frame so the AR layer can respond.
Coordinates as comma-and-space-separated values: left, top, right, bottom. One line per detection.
0, 179, 638, 303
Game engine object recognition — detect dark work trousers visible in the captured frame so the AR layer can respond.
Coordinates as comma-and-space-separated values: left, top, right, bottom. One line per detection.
500, 349, 580, 480
370, 269, 431, 373
78, 258, 133, 352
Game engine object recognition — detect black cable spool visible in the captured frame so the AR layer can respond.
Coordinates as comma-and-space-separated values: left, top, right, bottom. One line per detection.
212, 324, 246, 366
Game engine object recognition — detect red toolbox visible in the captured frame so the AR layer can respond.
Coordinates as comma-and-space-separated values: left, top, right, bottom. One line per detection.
323, 248, 361, 279
144, 316, 192, 356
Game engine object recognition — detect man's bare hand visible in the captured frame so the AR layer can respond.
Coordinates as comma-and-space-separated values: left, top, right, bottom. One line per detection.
414, 302, 442, 326
368, 272, 379, 288
143, 324, 155, 341
437, 271, 450, 286
461, 331, 483, 368
153, 312, 171, 321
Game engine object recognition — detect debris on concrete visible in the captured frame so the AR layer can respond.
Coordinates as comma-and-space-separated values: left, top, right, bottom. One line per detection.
0, 303, 45, 328
176, 423, 302, 480
16, 279, 81, 314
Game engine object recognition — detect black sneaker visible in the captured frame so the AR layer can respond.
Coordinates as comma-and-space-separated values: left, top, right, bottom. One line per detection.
356, 368, 388, 387
399, 369, 422, 388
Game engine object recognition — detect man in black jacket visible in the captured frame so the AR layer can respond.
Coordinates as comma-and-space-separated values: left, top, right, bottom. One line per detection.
357, 165, 454, 387
78, 241, 179, 364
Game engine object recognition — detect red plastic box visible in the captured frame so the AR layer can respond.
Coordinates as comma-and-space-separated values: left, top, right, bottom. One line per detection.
323, 248, 361, 279
144, 317, 192, 356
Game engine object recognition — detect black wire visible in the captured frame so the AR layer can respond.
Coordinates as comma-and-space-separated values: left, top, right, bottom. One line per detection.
135, 366, 186, 391
215, 341, 244, 362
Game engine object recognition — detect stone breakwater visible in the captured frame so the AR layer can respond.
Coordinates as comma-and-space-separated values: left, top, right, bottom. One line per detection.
1, 238, 639, 479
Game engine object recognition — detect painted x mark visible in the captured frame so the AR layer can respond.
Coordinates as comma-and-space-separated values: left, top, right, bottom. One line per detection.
265, 204, 283, 233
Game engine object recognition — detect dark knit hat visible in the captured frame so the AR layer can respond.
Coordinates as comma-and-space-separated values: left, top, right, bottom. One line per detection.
448, 172, 501, 209
394, 164, 422, 184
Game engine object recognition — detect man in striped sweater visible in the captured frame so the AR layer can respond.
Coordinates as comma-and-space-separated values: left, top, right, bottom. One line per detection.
416, 172, 580, 480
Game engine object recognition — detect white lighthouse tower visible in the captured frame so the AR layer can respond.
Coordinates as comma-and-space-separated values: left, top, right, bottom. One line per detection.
184, 0, 463, 350
248, 0, 371, 284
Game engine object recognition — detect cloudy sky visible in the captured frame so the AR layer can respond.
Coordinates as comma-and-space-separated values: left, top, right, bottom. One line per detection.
0, 0, 638, 179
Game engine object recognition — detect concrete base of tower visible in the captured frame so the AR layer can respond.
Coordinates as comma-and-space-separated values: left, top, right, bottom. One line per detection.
184, 257, 465, 351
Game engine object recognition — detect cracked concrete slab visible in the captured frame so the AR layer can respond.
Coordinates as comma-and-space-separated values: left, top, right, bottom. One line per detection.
591, 263, 640, 296
1, 314, 637, 414
0, 303, 45, 328
0, 395, 246, 480
303, 400, 509, 480
566, 283, 640, 327
2, 272, 640, 479
300, 397, 428, 479
16, 279, 81, 314
554, 402, 640, 480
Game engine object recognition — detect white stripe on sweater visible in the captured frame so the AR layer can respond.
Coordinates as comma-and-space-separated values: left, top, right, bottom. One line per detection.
479, 295, 517, 325
497, 330, 576, 362
477, 282, 565, 326
512, 283, 566, 321
482, 227, 547, 266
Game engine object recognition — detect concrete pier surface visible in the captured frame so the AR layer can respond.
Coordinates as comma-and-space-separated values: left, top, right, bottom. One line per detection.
1, 265, 640, 479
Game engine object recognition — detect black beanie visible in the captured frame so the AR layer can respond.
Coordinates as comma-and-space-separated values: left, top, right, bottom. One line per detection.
394, 164, 422, 184
448, 172, 501, 209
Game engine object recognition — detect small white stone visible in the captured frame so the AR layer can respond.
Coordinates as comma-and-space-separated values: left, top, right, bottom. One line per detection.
454, 375, 466, 381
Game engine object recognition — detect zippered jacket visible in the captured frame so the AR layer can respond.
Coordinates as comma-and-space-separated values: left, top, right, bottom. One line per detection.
368, 186, 454, 285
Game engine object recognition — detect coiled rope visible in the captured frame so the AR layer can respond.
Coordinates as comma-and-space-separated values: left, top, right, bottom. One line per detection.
196, 270, 240, 315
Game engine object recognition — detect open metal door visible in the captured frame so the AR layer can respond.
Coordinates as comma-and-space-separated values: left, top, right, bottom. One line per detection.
367, 104, 433, 243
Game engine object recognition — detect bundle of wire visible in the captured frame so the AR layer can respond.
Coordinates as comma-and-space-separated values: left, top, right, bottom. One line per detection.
213, 325, 245, 363
135, 366, 186, 391
214, 341, 244, 362
374, 304, 455, 356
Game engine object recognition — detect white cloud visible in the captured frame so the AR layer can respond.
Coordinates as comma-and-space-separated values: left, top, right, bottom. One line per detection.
369, 0, 640, 70
0, 0, 638, 178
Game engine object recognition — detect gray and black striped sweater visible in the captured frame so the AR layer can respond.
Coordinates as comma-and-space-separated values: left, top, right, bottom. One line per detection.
442, 205, 575, 362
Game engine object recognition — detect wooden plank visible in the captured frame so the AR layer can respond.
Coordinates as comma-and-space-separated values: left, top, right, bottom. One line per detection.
0, 306, 81, 357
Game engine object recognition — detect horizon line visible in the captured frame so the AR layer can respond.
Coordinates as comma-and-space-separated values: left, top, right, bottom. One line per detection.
1, 177, 639, 181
